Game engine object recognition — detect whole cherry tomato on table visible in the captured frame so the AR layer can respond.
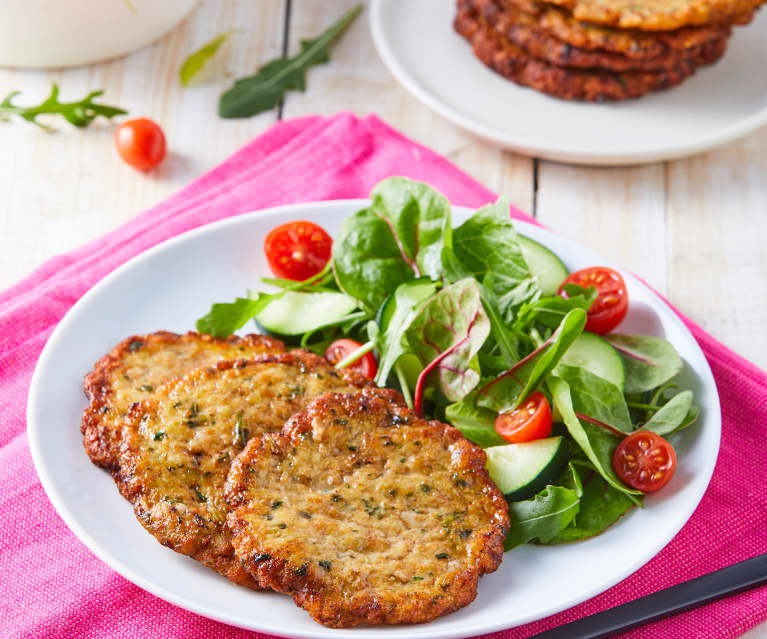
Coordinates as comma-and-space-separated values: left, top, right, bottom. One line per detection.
264, 221, 332, 281
613, 430, 677, 492
115, 118, 166, 170
559, 266, 629, 334
325, 339, 378, 379
494, 392, 552, 444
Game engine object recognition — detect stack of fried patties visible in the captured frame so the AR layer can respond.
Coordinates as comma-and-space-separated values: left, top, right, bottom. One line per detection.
455, 0, 763, 100
81, 331, 509, 628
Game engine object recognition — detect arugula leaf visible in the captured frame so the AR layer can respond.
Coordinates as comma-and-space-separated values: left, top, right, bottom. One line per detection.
371, 177, 453, 280
445, 392, 507, 448
543, 466, 635, 544
556, 364, 632, 433
196, 294, 274, 337
374, 279, 438, 386
219, 5, 362, 118
333, 179, 452, 313
547, 375, 642, 500
605, 334, 683, 394
477, 308, 586, 412
451, 198, 540, 321
516, 285, 597, 330
180, 31, 235, 87
504, 485, 580, 550
406, 279, 490, 411
643, 390, 697, 436
0, 85, 126, 130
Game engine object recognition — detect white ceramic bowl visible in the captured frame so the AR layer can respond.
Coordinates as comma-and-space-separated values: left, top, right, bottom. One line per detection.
0, 0, 199, 69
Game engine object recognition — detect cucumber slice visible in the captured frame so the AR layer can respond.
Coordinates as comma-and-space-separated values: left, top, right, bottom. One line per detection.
255, 291, 358, 336
517, 234, 569, 296
559, 331, 625, 391
485, 437, 569, 502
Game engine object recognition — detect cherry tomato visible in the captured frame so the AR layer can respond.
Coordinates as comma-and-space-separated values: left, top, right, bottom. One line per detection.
559, 266, 628, 334
115, 118, 166, 170
494, 392, 552, 444
264, 221, 332, 281
613, 430, 677, 492
325, 339, 378, 379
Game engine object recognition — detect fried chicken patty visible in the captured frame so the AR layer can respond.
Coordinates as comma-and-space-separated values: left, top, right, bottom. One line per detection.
539, 0, 763, 30
501, 0, 737, 58
469, 0, 730, 71
456, 4, 727, 101
225, 389, 509, 627
81, 331, 285, 471
115, 351, 371, 588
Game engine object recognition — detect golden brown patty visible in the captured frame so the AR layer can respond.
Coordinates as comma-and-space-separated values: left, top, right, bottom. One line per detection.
468, 0, 730, 71
456, 5, 727, 101
499, 0, 739, 58
81, 331, 285, 471
225, 389, 509, 627
536, 0, 763, 30
115, 351, 372, 589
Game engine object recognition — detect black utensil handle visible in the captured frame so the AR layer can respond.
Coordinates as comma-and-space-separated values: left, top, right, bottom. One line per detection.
530, 553, 767, 639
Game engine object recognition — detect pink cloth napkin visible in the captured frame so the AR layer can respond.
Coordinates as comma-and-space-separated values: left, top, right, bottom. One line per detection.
1, 113, 766, 639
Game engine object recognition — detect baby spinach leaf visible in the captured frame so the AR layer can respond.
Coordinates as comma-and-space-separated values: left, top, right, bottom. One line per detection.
556, 364, 632, 433
643, 390, 696, 436
451, 198, 540, 321
478, 309, 586, 412
605, 334, 683, 394
543, 469, 635, 544
445, 392, 506, 448
407, 279, 490, 410
504, 485, 580, 550
548, 376, 642, 500
196, 294, 274, 337
219, 5, 362, 117
516, 285, 597, 330
374, 278, 438, 386
370, 177, 452, 281
180, 31, 235, 87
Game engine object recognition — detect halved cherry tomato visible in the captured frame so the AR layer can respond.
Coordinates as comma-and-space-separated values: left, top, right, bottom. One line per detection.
264, 221, 332, 281
559, 266, 628, 334
494, 392, 552, 444
325, 339, 378, 379
115, 118, 166, 170
613, 430, 676, 492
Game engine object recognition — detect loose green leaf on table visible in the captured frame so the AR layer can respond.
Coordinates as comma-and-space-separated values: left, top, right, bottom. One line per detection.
606, 334, 683, 394
219, 4, 362, 118
547, 375, 642, 500
407, 278, 490, 410
0, 85, 127, 130
477, 308, 586, 412
504, 485, 580, 550
374, 278, 438, 386
643, 390, 698, 436
180, 31, 236, 86
445, 392, 507, 448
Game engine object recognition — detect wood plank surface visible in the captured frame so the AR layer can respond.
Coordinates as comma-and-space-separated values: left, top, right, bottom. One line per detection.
0, 1, 765, 633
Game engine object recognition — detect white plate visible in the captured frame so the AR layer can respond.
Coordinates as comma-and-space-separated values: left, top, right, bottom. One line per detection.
28, 201, 720, 638
370, 0, 767, 165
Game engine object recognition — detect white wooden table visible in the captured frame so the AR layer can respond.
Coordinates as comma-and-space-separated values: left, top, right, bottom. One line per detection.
1, 1, 765, 635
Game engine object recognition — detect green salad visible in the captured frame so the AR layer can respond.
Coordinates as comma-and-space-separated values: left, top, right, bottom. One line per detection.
197, 177, 699, 550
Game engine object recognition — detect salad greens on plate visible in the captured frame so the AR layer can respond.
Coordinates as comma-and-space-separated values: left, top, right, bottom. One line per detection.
197, 177, 698, 549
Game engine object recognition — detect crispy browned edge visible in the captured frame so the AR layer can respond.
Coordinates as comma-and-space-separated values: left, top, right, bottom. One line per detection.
455, 3, 727, 101
81, 331, 285, 471
226, 388, 510, 627
469, 0, 730, 71
113, 351, 373, 591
